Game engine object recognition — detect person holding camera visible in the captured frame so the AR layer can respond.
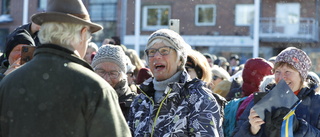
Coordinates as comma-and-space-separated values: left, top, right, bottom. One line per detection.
0, 29, 35, 79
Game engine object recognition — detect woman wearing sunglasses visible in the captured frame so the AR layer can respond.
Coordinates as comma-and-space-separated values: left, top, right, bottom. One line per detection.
210, 66, 231, 98
127, 29, 224, 137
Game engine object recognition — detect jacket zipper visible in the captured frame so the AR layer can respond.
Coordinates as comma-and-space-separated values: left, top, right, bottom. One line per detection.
137, 86, 173, 137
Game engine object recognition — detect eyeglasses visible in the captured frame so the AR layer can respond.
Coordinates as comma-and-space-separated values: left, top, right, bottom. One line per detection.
145, 46, 174, 57
212, 75, 221, 81
94, 68, 120, 79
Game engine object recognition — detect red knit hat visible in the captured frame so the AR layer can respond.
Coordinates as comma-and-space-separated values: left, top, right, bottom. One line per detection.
242, 58, 273, 96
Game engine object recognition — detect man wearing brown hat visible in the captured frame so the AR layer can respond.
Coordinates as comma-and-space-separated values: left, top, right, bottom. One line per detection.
0, 0, 131, 137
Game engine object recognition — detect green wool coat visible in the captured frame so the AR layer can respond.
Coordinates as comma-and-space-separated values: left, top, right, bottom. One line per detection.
0, 44, 131, 137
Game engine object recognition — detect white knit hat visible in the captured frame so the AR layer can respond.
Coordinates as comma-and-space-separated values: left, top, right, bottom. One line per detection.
145, 29, 191, 67
91, 44, 127, 73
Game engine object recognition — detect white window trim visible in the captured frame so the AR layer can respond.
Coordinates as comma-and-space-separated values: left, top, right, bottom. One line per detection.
142, 5, 171, 31
195, 4, 216, 26
235, 4, 254, 26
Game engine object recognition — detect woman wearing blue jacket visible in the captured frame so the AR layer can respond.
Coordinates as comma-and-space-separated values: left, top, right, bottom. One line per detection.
127, 29, 223, 137
233, 47, 320, 137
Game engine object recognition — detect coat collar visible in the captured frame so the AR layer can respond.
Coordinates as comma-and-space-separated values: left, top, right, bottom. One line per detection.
34, 44, 93, 70
139, 70, 191, 97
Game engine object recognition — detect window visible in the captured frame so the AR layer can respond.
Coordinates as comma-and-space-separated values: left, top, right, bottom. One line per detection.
276, 3, 300, 35
89, 0, 117, 45
0, 29, 8, 52
1, 0, 10, 14
195, 4, 216, 26
235, 4, 254, 26
142, 5, 170, 31
38, 0, 47, 11
90, 0, 117, 21
276, 3, 300, 24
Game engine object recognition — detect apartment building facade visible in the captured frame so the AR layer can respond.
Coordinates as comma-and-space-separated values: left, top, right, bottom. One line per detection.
1, 0, 320, 73
124, 0, 320, 73
0, 0, 111, 49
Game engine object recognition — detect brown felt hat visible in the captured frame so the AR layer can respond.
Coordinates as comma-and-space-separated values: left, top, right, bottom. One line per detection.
31, 0, 102, 33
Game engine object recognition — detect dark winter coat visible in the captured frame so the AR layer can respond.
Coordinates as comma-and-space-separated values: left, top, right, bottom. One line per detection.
128, 71, 224, 137
113, 78, 137, 120
0, 23, 40, 80
0, 44, 131, 137
232, 83, 320, 137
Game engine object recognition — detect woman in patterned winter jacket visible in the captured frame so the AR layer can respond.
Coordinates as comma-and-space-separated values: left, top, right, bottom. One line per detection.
127, 29, 223, 137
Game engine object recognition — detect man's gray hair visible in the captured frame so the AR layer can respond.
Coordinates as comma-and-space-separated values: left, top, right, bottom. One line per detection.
38, 22, 90, 48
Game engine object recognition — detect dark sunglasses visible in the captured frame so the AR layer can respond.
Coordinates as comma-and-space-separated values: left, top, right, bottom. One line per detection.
212, 75, 220, 80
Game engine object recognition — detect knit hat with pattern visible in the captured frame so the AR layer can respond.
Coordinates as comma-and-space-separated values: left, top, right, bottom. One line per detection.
91, 44, 127, 73
275, 47, 311, 79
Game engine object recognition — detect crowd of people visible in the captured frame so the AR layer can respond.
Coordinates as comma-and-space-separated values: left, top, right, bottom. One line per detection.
0, 0, 320, 137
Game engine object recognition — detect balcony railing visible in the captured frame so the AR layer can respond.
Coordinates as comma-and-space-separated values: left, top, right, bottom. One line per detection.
258, 17, 318, 42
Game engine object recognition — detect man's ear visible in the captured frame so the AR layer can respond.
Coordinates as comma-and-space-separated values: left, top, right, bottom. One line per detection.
177, 58, 183, 69
178, 60, 182, 67
80, 27, 89, 41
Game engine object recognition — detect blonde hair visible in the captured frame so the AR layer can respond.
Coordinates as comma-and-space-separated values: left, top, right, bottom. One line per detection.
187, 49, 212, 85
211, 66, 231, 80
38, 22, 90, 48
125, 49, 145, 76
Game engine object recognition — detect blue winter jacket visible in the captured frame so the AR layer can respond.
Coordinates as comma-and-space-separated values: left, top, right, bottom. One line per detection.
127, 71, 224, 137
232, 85, 320, 137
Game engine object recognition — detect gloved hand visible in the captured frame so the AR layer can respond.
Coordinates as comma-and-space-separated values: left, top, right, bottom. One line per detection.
292, 114, 299, 132
264, 107, 290, 137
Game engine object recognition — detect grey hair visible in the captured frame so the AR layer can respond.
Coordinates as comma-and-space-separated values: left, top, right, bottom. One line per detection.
38, 22, 90, 48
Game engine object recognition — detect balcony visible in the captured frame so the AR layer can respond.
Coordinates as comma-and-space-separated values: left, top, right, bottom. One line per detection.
258, 17, 318, 42
0, 14, 13, 23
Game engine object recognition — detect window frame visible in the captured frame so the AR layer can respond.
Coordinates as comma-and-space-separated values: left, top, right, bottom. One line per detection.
235, 4, 255, 26
142, 5, 171, 31
195, 4, 217, 26
37, 0, 47, 11
1, 0, 10, 15
89, 1, 117, 21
